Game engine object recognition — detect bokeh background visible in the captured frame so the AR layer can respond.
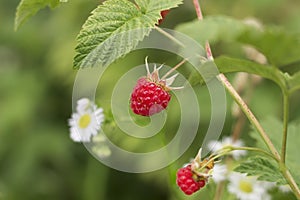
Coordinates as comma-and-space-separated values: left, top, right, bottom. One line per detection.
1, 0, 300, 199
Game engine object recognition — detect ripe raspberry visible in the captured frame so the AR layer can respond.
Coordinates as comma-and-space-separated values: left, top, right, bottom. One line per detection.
176, 165, 206, 195
130, 57, 184, 116
130, 78, 171, 116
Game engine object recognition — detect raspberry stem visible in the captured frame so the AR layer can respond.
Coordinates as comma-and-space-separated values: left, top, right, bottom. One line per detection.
192, 0, 300, 198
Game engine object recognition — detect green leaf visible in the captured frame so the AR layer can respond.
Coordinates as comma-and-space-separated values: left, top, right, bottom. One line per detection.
135, 0, 178, 12
176, 15, 300, 67
176, 15, 250, 46
215, 56, 288, 90
15, 0, 60, 30
239, 27, 300, 67
73, 0, 182, 69
189, 56, 288, 91
235, 156, 287, 185
250, 117, 300, 187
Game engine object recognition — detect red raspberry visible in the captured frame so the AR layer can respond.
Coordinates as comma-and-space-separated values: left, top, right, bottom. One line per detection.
176, 165, 206, 195
130, 77, 171, 116
130, 57, 184, 116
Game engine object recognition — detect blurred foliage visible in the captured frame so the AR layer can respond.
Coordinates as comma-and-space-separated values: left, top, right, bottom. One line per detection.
0, 0, 300, 199
250, 117, 300, 187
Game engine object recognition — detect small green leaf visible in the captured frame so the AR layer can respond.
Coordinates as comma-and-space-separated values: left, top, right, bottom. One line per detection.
73, 0, 182, 69
15, 0, 60, 30
189, 56, 288, 91
250, 117, 300, 187
235, 156, 287, 185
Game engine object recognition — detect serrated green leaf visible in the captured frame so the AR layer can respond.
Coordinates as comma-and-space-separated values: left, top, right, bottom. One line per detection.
73, 0, 182, 69
176, 15, 300, 67
135, 0, 179, 12
189, 56, 288, 91
15, 0, 60, 30
250, 117, 300, 187
235, 156, 287, 185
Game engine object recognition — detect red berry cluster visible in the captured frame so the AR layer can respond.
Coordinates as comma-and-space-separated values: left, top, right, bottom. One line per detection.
130, 77, 171, 116
176, 165, 206, 195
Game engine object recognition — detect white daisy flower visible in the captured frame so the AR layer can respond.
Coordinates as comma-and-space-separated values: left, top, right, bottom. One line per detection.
68, 98, 104, 142
211, 164, 228, 183
208, 137, 247, 160
228, 172, 271, 200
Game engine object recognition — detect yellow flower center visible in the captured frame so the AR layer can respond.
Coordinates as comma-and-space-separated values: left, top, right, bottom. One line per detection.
78, 114, 91, 128
239, 180, 253, 193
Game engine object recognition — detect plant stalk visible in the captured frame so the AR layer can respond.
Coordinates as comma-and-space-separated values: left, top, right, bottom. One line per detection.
192, 0, 300, 199
217, 73, 280, 158
281, 92, 289, 163
156, 3, 300, 197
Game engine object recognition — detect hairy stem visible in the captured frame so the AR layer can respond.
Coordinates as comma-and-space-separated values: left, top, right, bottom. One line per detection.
218, 73, 280, 158
192, 0, 300, 198
281, 168, 300, 199
281, 92, 289, 163
193, 0, 203, 20
156, 3, 300, 197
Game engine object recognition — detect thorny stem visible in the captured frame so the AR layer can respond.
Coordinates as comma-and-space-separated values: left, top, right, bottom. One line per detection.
231, 74, 255, 141
192, 0, 300, 199
156, 3, 300, 198
193, 0, 203, 20
214, 75, 253, 200
219, 60, 300, 200
281, 92, 289, 163
218, 74, 280, 158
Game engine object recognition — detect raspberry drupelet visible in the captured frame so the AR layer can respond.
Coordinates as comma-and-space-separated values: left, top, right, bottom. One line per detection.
176, 165, 206, 195
130, 57, 185, 116
176, 148, 217, 195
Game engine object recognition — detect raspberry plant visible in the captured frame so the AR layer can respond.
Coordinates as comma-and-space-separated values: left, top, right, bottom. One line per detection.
14, 0, 300, 199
